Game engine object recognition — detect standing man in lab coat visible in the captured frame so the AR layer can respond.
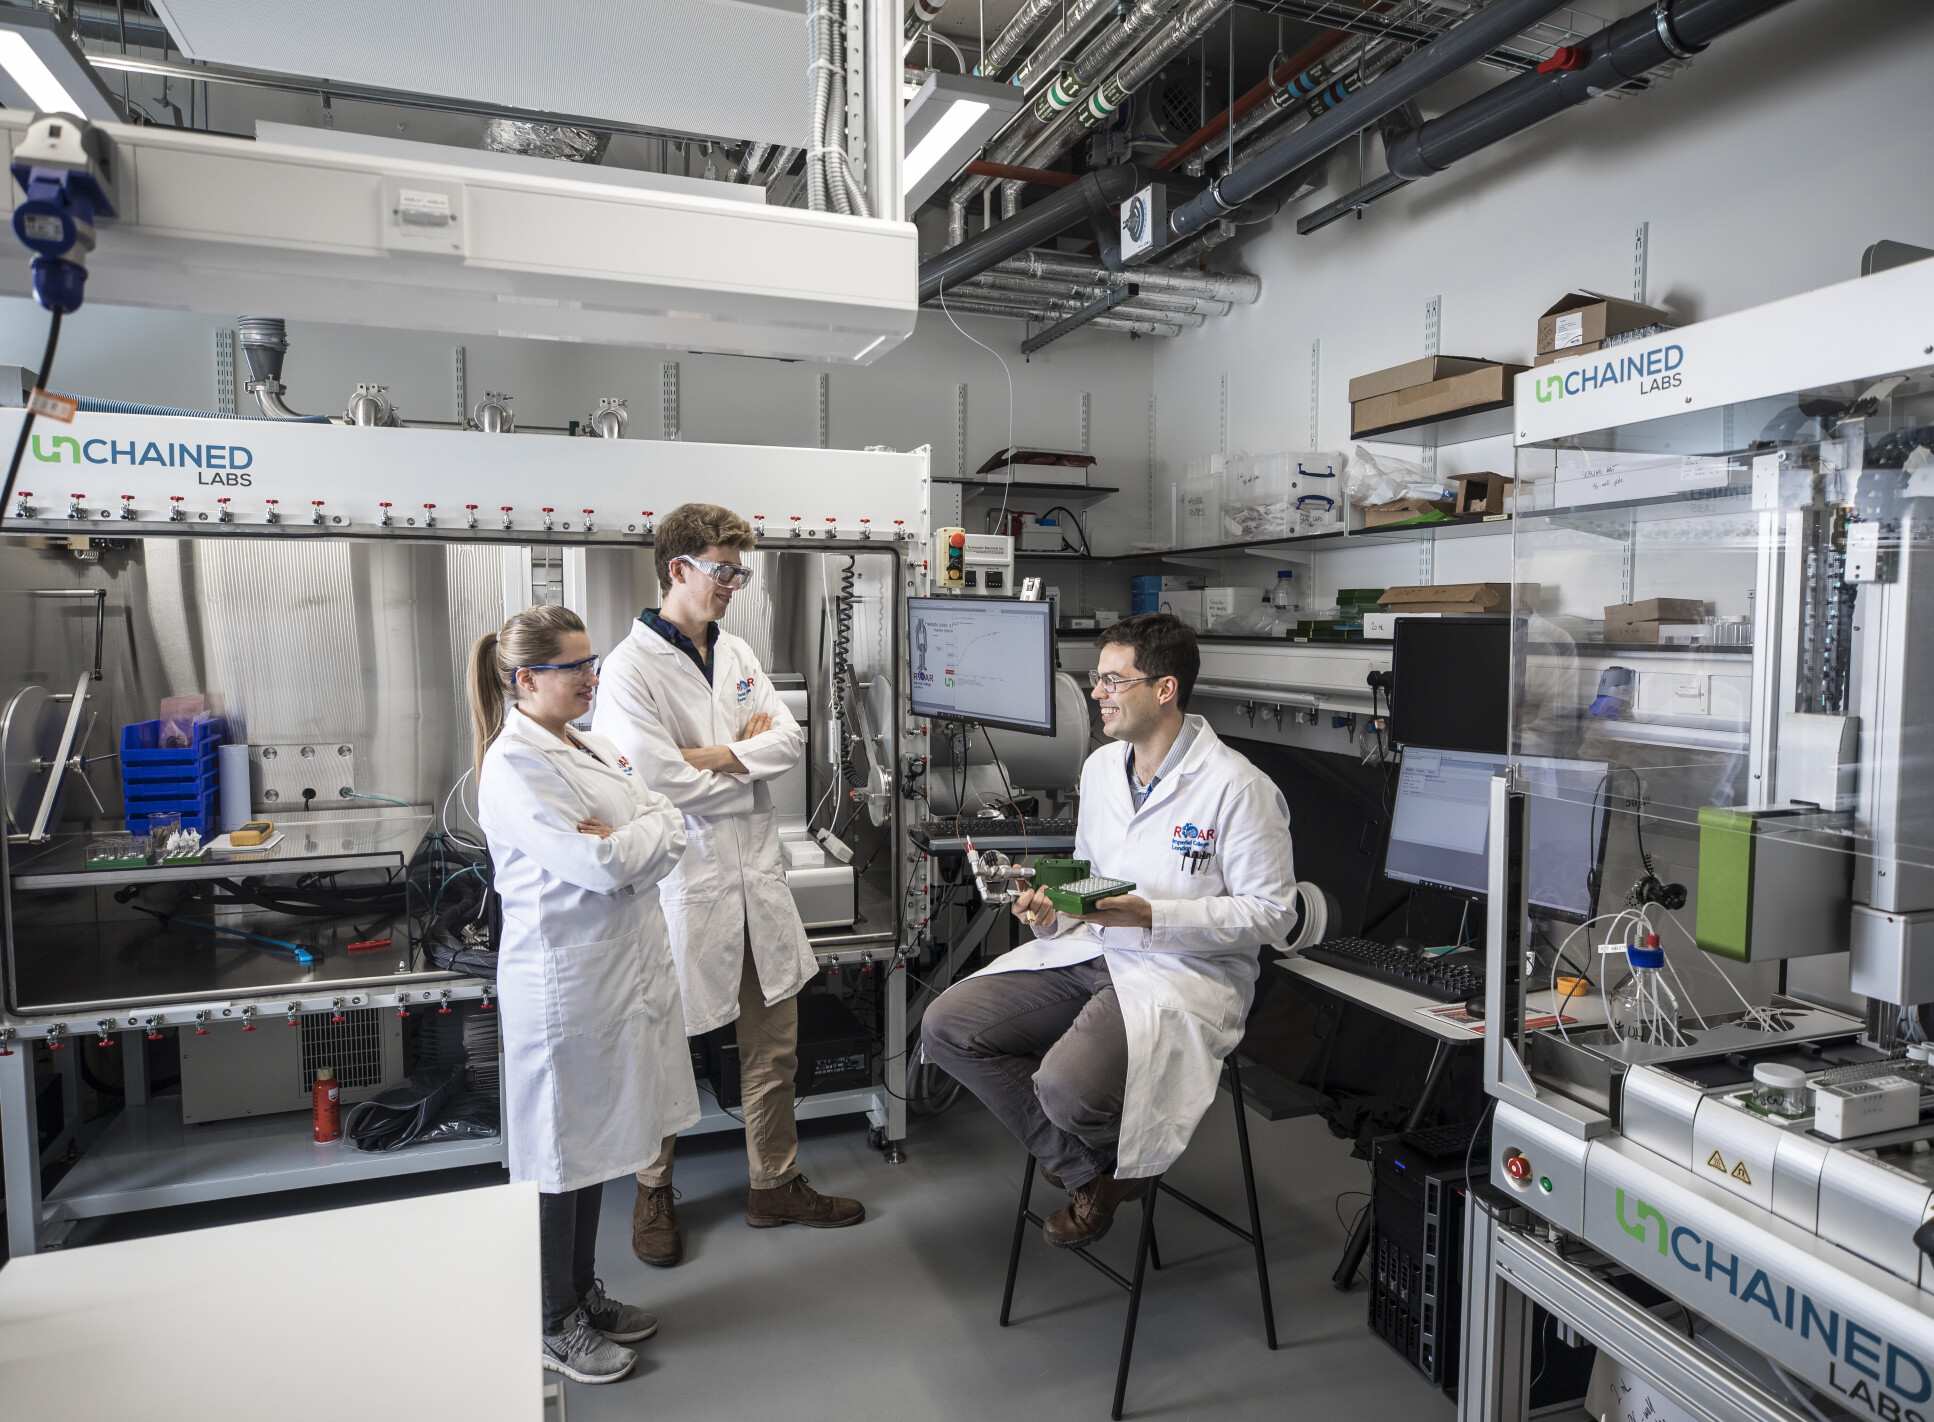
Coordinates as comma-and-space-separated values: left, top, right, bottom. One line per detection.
594, 503, 864, 1266
923, 613, 1298, 1248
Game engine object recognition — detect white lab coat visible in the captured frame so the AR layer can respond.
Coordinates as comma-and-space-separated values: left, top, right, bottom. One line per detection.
478, 708, 701, 1193
591, 619, 818, 1036
971, 716, 1299, 1178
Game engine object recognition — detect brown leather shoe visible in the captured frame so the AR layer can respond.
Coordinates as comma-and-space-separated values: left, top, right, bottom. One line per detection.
746, 1174, 865, 1229
631, 1182, 682, 1267
1043, 1174, 1145, 1249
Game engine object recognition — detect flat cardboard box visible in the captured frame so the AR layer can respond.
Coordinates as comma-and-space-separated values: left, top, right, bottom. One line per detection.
1453, 472, 1514, 517
1538, 291, 1674, 354
1347, 355, 1498, 404
1605, 598, 1705, 624
1380, 582, 1537, 612
1534, 341, 1602, 368
1351, 364, 1528, 438
1362, 497, 1454, 528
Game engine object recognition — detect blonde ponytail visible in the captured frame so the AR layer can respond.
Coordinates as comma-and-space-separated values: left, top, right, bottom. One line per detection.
466, 604, 588, 779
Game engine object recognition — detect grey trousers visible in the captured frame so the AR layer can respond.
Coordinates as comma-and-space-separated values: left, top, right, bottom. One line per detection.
920, 958, 1127, 1190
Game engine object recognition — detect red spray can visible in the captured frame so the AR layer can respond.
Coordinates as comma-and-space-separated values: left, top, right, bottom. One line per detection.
313, 1065, 341, 1143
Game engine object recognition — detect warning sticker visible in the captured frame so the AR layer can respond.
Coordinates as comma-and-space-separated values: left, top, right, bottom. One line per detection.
1731, 1160, 1753, 1186
1706, 1149, 1727, 1173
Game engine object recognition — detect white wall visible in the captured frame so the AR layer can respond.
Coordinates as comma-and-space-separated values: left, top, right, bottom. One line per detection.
1142, 0, 1934, 607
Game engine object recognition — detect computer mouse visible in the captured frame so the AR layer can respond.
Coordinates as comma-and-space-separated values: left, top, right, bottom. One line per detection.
1464, 995, 1486, 1020
1393, 937, 1425, 956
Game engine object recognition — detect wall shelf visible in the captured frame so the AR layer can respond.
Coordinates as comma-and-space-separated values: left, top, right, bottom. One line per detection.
933, 478, 1119, 503
1352, 400, 1516, 447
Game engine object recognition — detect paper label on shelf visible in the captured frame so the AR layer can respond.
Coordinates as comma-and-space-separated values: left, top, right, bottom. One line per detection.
1554, 311, 1584, 349
1753, 451, 1783, 510
1678, 455, 1728, 487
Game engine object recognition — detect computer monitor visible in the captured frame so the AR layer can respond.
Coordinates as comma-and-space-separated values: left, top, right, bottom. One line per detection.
1390, 616, 1511, 755
1383, 749, 1608, 921
907, 595, 1057, 737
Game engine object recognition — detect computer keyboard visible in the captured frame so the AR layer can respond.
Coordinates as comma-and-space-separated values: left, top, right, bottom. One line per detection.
914, 816, 1079, 851
1298, 937, 1486, 1004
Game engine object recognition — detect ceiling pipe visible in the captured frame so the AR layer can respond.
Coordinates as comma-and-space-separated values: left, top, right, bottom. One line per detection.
1008, 0, 1117, 95
965, 160, 1080, 188
997, 251, 1260, 304
1153, 24, 1354, 171
978, 0, 1067, 78
1386, 0, 1794, 182
1167, 0, 1572, 240
923, 163, 1150, 303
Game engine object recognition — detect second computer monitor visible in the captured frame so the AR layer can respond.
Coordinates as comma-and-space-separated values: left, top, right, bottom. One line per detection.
1390, 616, 1511, 755
1383, 749, 1607, 921
907, 595, 1057, 737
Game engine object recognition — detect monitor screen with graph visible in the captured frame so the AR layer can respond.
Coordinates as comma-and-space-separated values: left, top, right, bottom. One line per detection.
907, 595, 1056, 737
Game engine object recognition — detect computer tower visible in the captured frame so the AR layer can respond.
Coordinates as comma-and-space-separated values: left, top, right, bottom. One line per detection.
705, 991, 873, 1109
1368, 1123, 1474, 1388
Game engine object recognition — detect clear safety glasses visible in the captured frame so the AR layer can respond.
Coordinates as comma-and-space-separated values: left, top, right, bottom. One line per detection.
676, 554, 756, 590
522, 655, 600, 682
1087, 671, 1155, 694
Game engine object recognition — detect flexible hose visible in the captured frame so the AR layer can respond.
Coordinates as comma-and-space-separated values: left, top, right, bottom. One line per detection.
0, 308, 63, 527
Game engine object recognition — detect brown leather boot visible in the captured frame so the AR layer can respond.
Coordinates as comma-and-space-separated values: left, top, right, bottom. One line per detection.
1043, 1174, 1145, 1249
631, 1182, 682, 1267
746, 1174, 865, 1229
1040, 1164, 1066, 1190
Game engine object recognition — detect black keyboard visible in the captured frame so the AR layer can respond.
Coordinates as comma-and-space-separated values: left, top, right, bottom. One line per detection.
1298, 936, 1485, 1004
914, 817, 1078, 852
1400, 1119, 1492, 1162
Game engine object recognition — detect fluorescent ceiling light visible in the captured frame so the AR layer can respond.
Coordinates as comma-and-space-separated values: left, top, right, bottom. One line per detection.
901, 72, 1024, 212
0, 32, 80, 116
0, 10, 124, 122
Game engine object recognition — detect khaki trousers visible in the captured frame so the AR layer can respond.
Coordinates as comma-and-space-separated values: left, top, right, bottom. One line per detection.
639, 939, 800, 1191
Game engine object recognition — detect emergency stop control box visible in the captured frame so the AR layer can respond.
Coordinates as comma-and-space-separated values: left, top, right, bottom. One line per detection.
937, 525, 966, 589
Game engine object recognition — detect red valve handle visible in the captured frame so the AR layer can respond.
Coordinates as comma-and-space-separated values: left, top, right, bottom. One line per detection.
332, 1013, 346, 1023
500, 506, 512, 512
47, 1039, 62, 1050
466, 504, 478, 510
217, 497, 230, 503
790, 515, 801, 522
121, 494, 134, 501
542, 507, 554, 513
582, 508, 593, 514
642, 510, 653, 516
379, 501, 392, 508
193, 1027, 208, 1036
265, 498, 278, 504
147, 1030, 163, 1040
70, 492, 83, 498
424, 503, 435, 508
241, 1022, 256, 1032
480, 999, 494, 1012
860, 518, 871, 524
397, 1005, 409, 1017
312, 500, 324, 506
1536, 43, 1585, 73
170, 495, 184, 502
0, 1047, 12, 1056
438, 1004, 453, 1015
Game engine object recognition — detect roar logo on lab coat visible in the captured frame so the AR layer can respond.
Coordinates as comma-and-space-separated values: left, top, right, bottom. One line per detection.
970, 717, 1298, 1177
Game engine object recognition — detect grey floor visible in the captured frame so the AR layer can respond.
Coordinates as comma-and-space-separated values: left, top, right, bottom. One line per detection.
555, 1095, 1459, 1422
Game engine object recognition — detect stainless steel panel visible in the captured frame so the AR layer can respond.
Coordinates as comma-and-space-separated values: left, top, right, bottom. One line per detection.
1622, 1064, 1706, 1169
1817, 1147, 1932, 1285
1772, 1128, 1830, 1231
1690, 1094, 1782, 1211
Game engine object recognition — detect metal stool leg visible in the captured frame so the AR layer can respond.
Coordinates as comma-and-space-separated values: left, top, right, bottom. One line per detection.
1000, 1153, 1037, 1327
1111, 1181, 1160, 1422
1227, 1054, 1278, 1349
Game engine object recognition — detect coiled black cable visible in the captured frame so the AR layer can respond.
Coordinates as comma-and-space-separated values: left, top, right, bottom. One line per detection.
834, 554, 863, 789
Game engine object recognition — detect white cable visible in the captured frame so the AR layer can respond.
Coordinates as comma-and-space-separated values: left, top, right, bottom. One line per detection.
1651, 903, 1779, 1031
936, 280, 1017, 525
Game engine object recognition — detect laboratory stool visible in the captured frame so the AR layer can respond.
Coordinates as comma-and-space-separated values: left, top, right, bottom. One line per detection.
998, 1052, 1276, 1420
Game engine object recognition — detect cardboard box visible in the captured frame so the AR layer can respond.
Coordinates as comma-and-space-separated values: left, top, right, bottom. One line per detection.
1537, 291, 1674, 354
1452, 472, 1514, 517
1362, 497, 1454, 528
1534, 341, 1602, 368
1351, 364, 1528, 438
1347, 355, 1498, 404
1379, 582, 1539, 613
1605, 598, 1706, 624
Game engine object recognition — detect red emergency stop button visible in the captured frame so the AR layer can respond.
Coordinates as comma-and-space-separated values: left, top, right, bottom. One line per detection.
950, 531, 965, 547
1504, 1151, 1532, 1183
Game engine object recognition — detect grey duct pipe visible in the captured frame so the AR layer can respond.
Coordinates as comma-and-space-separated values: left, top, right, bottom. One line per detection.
928, 292, 1185, 337
1386, 0, 1795, 181
978, 0, 1064, 77
1168, 0, 1569, 239
965, 274, 1225, 318
922, 163, 1150, 303
996, 250, 1260, 304
235, 317, 311, 420
1069, 0, 1234, 134
1008, 0, 1115, 94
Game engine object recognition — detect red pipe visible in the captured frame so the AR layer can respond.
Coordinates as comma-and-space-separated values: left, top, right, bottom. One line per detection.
1153, 24, 1357, 172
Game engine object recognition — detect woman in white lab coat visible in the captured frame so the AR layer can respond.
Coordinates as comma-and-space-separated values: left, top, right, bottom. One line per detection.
469, 604, 699, 1386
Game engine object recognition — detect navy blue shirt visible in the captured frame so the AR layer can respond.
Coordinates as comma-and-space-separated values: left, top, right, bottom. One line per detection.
640, 607, 719, 685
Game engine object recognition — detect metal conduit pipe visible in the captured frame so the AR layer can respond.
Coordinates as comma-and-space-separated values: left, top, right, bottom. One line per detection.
941, 284, 1208, 325
1008, 0, 1116, 94
996, 250, 1261, 303
923, 163, 1150, 302
947, 0, 1183, 243
736, 141, 772, 182
927, 295, 1185, 338
978, 0, 1065, 77
1386, 0, 1795, 182
1159, 219, 1238, 267
966, 273, 1231, 316
1071, 0, 1236, 135
1167, 0, 1571, 239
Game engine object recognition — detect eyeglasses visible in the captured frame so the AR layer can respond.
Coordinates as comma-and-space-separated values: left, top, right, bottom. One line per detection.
1088, 671, 1157, 694
676, 554, 755, 590
522, 655, 600, 682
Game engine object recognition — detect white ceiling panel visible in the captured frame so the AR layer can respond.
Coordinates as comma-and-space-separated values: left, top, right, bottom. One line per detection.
149, 0, 810, 147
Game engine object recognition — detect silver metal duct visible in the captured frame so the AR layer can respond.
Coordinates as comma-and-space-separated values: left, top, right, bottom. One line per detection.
1072, 0, 1235, 134
481, 119, 609, 164
1007, 0, 1115, 93
978, 0, 1064, 77
930, 293, 1185, 337
587, 398, 629, 439
472, 392, 514, 434
234, 317, 310, 420
736, 141, 773, 183
995, 250, 1260, 303
345, 383, 401, 428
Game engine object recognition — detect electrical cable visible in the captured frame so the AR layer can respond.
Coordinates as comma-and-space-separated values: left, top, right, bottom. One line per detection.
936, 278, 1017, 525
0, 308, 63, 527
343, 789, 416, 809
831, 555, 864, 790
1040, 504, 1094, 555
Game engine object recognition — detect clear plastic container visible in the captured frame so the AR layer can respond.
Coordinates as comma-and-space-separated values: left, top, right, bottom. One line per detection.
1606, 938, 1689, 1047
1175, 454, 1226, 548
1749, 1061, 1811, 1117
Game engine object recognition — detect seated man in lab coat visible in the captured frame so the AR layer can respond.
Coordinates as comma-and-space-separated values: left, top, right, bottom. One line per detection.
594, 503, 864, 1267
922, 613, 1299, 1248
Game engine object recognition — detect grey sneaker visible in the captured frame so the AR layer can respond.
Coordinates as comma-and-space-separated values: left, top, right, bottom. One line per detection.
541, 1308, 636, 1384
581, 1277, 659, 1343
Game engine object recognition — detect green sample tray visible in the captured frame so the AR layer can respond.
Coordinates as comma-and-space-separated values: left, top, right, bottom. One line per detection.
1032, 858, 1089, 892
1044, 875, 1137, 916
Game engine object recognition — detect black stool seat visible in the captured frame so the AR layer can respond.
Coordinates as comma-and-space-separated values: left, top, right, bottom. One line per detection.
998, 1052, 1277, 1419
